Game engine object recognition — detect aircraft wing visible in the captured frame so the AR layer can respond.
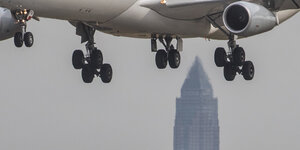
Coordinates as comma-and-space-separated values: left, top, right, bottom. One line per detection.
140, 0, 300, 20
140, 0, 233, 20
164, 0, 226, 7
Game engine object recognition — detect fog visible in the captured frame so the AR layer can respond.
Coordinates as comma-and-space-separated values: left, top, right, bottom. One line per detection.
0, 13, 299, 150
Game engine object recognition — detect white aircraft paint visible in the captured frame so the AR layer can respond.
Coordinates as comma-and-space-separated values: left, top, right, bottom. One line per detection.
0, 0, 299, 39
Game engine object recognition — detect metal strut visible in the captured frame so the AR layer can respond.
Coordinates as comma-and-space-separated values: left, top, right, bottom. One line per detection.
159, 35, 173, 51
206, 13, 243, 75
227, 33, 237, 51
291, 0, 300, 8
151, 34, 183, 52
206, 15, 239, 52
14, 9, 34, 37
206, 15, 230, 37
76, 22, 97, 55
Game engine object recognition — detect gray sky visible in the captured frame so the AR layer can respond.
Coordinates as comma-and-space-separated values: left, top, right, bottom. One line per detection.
0, 13, 299, 150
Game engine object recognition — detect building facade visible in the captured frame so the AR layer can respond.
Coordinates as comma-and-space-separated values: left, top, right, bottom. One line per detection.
174, 57, 219, 150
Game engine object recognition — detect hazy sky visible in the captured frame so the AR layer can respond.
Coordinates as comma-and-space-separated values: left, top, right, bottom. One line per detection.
0, 12, 299, 150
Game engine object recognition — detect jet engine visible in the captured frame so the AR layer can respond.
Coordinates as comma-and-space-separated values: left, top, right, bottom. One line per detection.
0, 7, 21, 41
223, 1, 278, 37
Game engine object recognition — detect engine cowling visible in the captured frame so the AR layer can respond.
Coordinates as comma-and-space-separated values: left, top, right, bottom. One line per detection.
0, 7, 21, 41
223, 1, 278, 37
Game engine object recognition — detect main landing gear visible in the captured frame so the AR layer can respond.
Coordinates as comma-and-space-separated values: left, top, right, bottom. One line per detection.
72, 23, 112, 84
13, 9, 34, 48
151, 35, 183, 69
214, 35, 255, 81
206, 15, 255, 81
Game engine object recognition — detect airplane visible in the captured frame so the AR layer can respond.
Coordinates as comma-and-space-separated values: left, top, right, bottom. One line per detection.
0, 0, 298, 83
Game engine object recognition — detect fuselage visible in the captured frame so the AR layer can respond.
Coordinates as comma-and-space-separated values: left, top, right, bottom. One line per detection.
0, 0, 137, 22
0, 0, 221, 39
0, 0, 299, 39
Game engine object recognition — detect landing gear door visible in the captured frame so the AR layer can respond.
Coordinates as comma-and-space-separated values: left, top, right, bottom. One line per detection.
177, 37, 183, 52
151, 38, 158, 52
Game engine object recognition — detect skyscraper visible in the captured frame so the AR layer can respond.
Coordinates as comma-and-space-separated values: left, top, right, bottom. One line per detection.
174, 57, 219, 150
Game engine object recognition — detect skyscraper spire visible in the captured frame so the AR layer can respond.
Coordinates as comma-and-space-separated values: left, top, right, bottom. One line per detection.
181, 56, 213, 98
174, 57, 219, 150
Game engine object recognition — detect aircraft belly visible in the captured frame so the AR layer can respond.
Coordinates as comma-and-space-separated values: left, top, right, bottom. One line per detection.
97, 2, 216, 39
91, 0, 227, 39
2, 0, 137, 22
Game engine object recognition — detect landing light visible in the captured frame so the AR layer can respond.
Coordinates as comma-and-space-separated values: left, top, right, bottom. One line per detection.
161, 0, 166, 4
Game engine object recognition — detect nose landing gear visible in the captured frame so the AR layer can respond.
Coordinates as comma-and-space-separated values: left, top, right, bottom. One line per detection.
13, 9, 34, 48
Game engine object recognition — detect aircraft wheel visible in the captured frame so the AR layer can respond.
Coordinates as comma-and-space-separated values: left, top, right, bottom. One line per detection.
168, 49, 181, 69
91, 49, 103, 69
224, 63, 236, 81
233, 47, 245, 66
242, 61, 255, 80
155, 49, 168, 69
82, 64, 94, 83
24, 32, 34, 47
14, 32, 23, 48
72, 50, 85, 69
214, 47, 227, 67
100, 64, 113, 83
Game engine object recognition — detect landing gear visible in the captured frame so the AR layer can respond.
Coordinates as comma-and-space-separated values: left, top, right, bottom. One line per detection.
155, 49, 168, 69
90, 50, 103, 69
242, 61, 255, 80
233, 47, 245, 66
72, 23, 112, 84
214, 47, 226, 67
82, 64, 94, 83
100, 64, 113, 83
168, 49, 181, 69
14, 32, 23, 47
24, 32, 34, 47
206, 15, 255, 81
223, 63, 236, 81
152, 35, 182, 69
13, 9, 34, 48
72, 50, 84, 69
214, 35, 255, 81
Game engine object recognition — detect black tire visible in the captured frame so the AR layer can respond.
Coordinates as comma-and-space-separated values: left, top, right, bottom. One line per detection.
233, 47, 245, 66
214, 47, 227, 67
100, 64, 113, 83
155, 50, 168, 69
242, 61, 255, 80
72, 50, 84, 69
14, 32, 23, 48
81, 64, 94, 83
91, 49, 103, 69
224, 63, 236, 81
24, 32, 34, 47
168, 50, 181, 69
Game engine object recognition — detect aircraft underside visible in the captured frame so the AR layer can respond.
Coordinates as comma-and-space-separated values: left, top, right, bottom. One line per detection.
0, 0, 299, 83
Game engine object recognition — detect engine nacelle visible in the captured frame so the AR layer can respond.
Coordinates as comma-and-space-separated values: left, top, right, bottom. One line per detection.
0, 7, 21, 41
223, 1, 278, 37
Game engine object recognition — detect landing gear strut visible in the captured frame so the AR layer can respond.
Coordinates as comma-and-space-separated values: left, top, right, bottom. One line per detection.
206, 15, 254, 81
72, 23, 112, 83
13, 9, 34, 48
214, 34, 255, 81
151, 35, 182, 69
